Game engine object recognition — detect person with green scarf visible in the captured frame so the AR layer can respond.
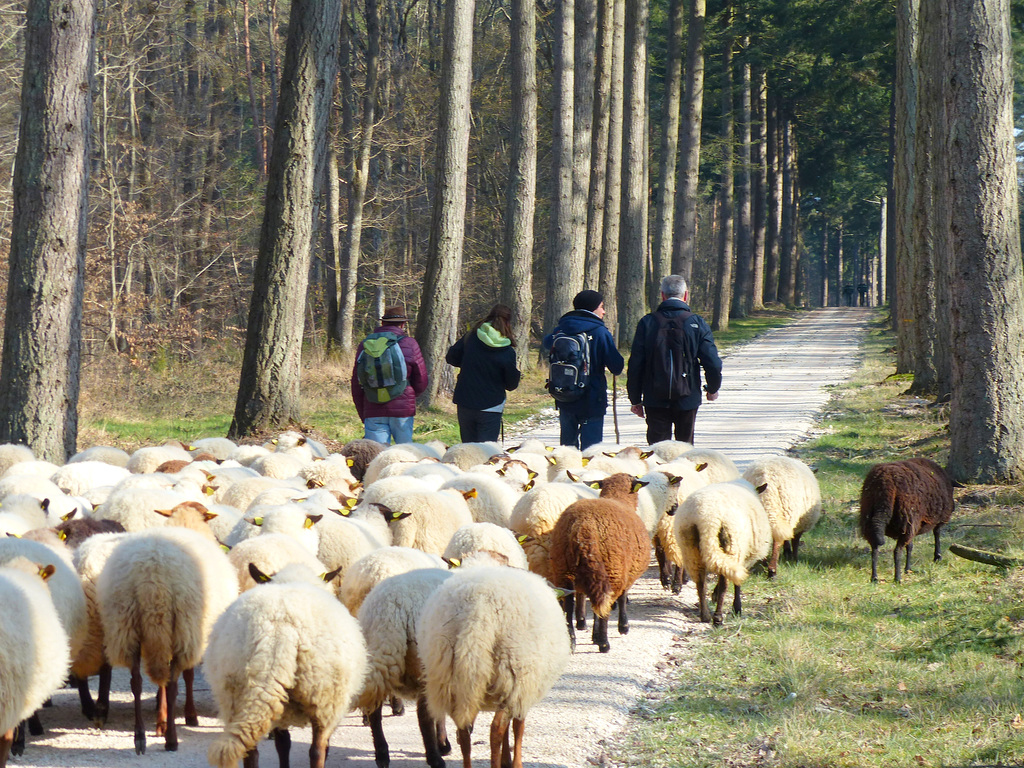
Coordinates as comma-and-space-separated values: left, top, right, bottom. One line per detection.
446, 304, 522, 442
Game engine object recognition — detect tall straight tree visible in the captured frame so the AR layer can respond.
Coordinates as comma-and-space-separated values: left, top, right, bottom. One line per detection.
650, 0, 684, 293
574, 0, 596, 282
599, 0, 626, 340
731, 44, 753, 318
545, 0, 577, 330
751, 69, 767, 310
0, 0, 96, 462
763, 91, 782, 303
417, 0, 475, 405
617, 0, 649, 338
502, 0, 536, 370
670, 0, 706, 281
777, 115, 796, 306
946, 0, 1024, 482
712, 9, 735, 331
229, 0, 341, 438
586, 0, 615, 285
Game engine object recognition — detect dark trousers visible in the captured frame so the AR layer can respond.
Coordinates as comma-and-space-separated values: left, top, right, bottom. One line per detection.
457, 406, 503, 443
558, 410, 605, 450
644, 406, 698, 444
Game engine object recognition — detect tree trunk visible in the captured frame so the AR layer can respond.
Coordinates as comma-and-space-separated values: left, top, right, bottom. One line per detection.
946, 0, 1024, 483
777, 114, 796, 306
502, 0, 536, 370
585, 0, 614, 286
751, 68, 767, 311
574, 0, 596, 287
670, 0, 706, 282
417, 0, 475, 406
229, 0, 341, 438
731, 45, 753, 318
651, 0, 684, 292
545, 0, 577, 330
894, 0, 919, 374
617, 0, 649, 339
599, 0, 626, 341
0, 0, 95, 462
763, 89, 781, 303
712, 17, 734, 332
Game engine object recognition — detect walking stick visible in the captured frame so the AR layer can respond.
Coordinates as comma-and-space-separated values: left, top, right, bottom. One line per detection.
612, 374, 621, 444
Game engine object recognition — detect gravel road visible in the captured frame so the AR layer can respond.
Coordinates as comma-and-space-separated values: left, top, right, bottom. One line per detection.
14, 307, 872, 768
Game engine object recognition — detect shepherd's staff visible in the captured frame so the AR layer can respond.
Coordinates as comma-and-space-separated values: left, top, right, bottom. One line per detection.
612, 374, 621, 444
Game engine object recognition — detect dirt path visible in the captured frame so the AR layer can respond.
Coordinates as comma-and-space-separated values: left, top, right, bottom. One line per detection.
17, 308, 872, 768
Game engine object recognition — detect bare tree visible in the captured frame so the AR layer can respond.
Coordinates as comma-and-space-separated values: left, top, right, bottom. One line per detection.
731, 44, 753, 318
599, 0, 626, 340
893, 0, 918, 373
229, 0, 341, 437
946, 0, 1024, 482
585, 0, 615, 285
574, 0, 596, 284
712, 10, 734, 331
0, 0, 95, 462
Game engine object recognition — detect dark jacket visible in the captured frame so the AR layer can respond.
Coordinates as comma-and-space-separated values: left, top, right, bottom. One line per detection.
351, 325, 429, 420
446, 328, 521, 410
543, 310, 625, 416
626, 298, 722, 411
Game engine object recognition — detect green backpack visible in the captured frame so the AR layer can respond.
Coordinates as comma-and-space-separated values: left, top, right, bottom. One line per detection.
356, 331, 409, 403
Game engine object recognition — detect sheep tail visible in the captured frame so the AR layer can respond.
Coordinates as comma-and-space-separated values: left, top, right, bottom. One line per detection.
208, 733, 248, 768
580, 556, 615, 618
701, 519, 747, 585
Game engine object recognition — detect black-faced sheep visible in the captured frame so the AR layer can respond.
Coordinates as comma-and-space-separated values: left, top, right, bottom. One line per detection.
548, 473, 651, 653
339, 438, 387, 482
859, 457, 956, 584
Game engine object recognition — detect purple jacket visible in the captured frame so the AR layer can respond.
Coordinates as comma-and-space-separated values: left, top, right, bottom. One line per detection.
351, 326, 429, 420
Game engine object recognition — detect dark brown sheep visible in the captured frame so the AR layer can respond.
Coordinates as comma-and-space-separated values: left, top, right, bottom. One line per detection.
54, 517, 126, 551
859, 458, 955, 583
339, 438, 387, 481
549, 473, 651, 653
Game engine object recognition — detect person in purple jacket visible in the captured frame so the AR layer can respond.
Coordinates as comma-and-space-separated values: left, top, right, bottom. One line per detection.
351, 304, 429, 444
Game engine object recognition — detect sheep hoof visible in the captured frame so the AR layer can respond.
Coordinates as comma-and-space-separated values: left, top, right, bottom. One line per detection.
712, 614, 724, 627
165, 735, 178, 752
575, 618, 586, 630
135, 735, 147, 755
767, 569, 776, 580
618, 623, 629, 635
598, 642, 611, 653
185, 715, 199, 727
390, 698, 405, 717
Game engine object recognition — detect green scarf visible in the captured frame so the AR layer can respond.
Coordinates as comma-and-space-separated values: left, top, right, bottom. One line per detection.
476, 322, 511, 348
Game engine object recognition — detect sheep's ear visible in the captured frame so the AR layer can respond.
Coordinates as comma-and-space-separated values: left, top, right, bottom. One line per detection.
566, 471, 579, 482
516, 533, 530, 545
344, 497, 359, 509
370, 502, 391, 518
496, 467, 507, 476
588, 481, 602, 489
61, 508, 77, 522
322, 566, 343, 583
38, 564, 56, 581
545, 456, 556, 466
297, 436, 307, 446
202, 484, 217, 496
485, 454, 503, 465
462, 489, 478, 501
250, 516, 264, 526
603, 451, 615, 458
220, 544, 231, 553
581, 457, 591, 466
249, 563, 273, 584
755, 483, 768, 494
523, 479, 536, 491
58, 529, 68, 541
443, 557, 461, 569
153, 508, 174, 518
306, 478, 323, 489
271, 439, 280, 446
666, 475, 683, 486
550, 586, 574, 600
667, 503, 679, 516
388, 510, 413, 523
203, 470, 216, 481
304, 514, 323, 528
640, 450, 655, 460
202, 509, 218, 522
527, 469, 538, 480
631, 480, 649, 493
345, 457, 355, 467
6, 532, 20, 538
507, 444, 521, 453
695, 462, 709, 472
41, 498, 51, 512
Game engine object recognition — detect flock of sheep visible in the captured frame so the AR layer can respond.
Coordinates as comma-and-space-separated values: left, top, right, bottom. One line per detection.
0, 431, 956, 768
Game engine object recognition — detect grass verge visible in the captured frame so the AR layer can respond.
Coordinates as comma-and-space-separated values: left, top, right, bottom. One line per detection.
607, 317, 1024, 768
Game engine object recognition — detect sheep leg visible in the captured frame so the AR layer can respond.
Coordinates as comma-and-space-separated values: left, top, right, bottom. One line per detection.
489, 709, 511, 768
0, 729, 12, 767
163, 674, 179, 751
933, 525, 943, 562
242, 747, 259, 768
617, 594, 629, 635
893, 545, 903, 584
436, 715, 451, 755
670, 565, 684, 594
561, 590, 577, 651
155, 685, 168, 737
510, 717, 525, 768
732, 583, 742, 617
389, 695, 405, 717
131, 658, 147, 755
309, 721, 330, 768
905, 540, 914, 574
71, 673, 97, 721
711, 575, 728, 627
27, 711, 43, 736
456, 726, 473, 768
274, 727, 291, 768
592, 615, 610, 653
655, 539, 671, 589
768, 539, 783, 579
96, 663, 112, 726
791, 533, 803, 563
368, 705, 390, 768
870, 546, 880, 583
575, 595, 587, 630
183, 668, 199, 726
695, 570, 711, 623
416, 696, 445, 768
10, 723, 23, 757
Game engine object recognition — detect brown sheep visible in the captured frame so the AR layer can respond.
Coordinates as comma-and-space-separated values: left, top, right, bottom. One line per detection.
339, 438, 387, 482
549, 473, 651, 653
859, 458, 956, 583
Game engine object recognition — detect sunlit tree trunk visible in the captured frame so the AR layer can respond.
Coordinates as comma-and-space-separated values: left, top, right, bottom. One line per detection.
712, 11, 734, 331
731, 45, 753, 318
586, 0, 614, 285
574, 0, 596, 286
777, 115, 796, 306
651, 0, 683, 293
763, 89, 781, 303
599, 0, 625, 340
894, 0, 919, 374
751, 68, 767, 311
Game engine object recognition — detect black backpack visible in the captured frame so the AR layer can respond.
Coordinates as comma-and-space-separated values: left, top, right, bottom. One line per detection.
546, 331, 592, 403
647, 310, 695, 401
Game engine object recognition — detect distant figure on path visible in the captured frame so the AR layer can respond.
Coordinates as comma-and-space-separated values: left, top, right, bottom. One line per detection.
857, 283, 869, 306
626, 275, 722, 444
445, 303, 521, 442
842, 284, 855, 307
352, 303, 428, 444
543, 290, 624, 450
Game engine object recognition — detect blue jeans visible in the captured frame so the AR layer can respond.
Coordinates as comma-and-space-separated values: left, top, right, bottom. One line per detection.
363, 416, 414, 444
558, 410, 605, 450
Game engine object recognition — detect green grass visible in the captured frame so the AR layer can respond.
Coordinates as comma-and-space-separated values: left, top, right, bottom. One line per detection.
608, 317, 1024, 768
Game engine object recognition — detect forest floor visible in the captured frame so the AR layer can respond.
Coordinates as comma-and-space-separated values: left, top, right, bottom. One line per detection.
14, 307, 877, 768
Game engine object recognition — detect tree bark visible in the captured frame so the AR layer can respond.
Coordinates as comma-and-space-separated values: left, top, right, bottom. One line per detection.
763, 89, 781, 303
712, 15, 734, 331
751, 68, 767, 311
599, 0, 626, 340
946, 0, 1024, 483
574, 0, 596, 286
229, 0, 341, 437
894, 0, 919, 374
502, 0, 536, 370
0, 0, 96, 462
416, 0, 475, 406
777, 114, 796, 306
670, 0, 706, 282
585, 0, 615, 286
617, 0, 649, 339
731, 45, 753, 318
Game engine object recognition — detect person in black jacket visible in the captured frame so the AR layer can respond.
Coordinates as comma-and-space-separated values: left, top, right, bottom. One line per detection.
446, 304, 522, 443
627, 275, 722, 444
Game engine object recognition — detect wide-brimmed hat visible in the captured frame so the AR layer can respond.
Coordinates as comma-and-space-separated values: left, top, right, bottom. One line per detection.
381, 304, 409, 323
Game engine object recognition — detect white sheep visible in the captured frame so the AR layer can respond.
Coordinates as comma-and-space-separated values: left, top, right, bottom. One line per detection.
544, 445, 585, 481
439, 471, 522, 527
443, 522, 530, 569
225, 443, 271, 467
339, 546, 447, 615
377, 487, 475, 555
507, 481, 598, 578
356, 567, 454, 768
680, 446, 740, 483
364, 443, 444, 485
126, 443, 193, 474
742, 454, 822, 577
418, 564, 571, 768
214, 475, 303, 511
248, 451, 305, 479
227, 533, 327, 593
2, 459, 60, 480
205, 562, 367, 768
582, 445, 651, 477
91, 486, 197, 532
67, 445, 131, 467
299, 455, 358, 493
51, 460, 132, 497
0, 443, 35, 476
646, 439, 694, 462
242, 503, 321, 556
0, 558, 71, 761
673, 479, 772, 625
97, 526, 239, 753
440, 441, 504, 471
189, 437, 238, 461
649, 459, 712, 592
314, 514, 387, 597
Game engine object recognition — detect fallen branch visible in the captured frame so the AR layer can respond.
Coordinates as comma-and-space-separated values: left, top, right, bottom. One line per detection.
948, 544, 1024, 568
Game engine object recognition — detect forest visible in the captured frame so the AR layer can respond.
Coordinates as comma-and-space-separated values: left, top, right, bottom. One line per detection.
0, 0, 1021, 481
